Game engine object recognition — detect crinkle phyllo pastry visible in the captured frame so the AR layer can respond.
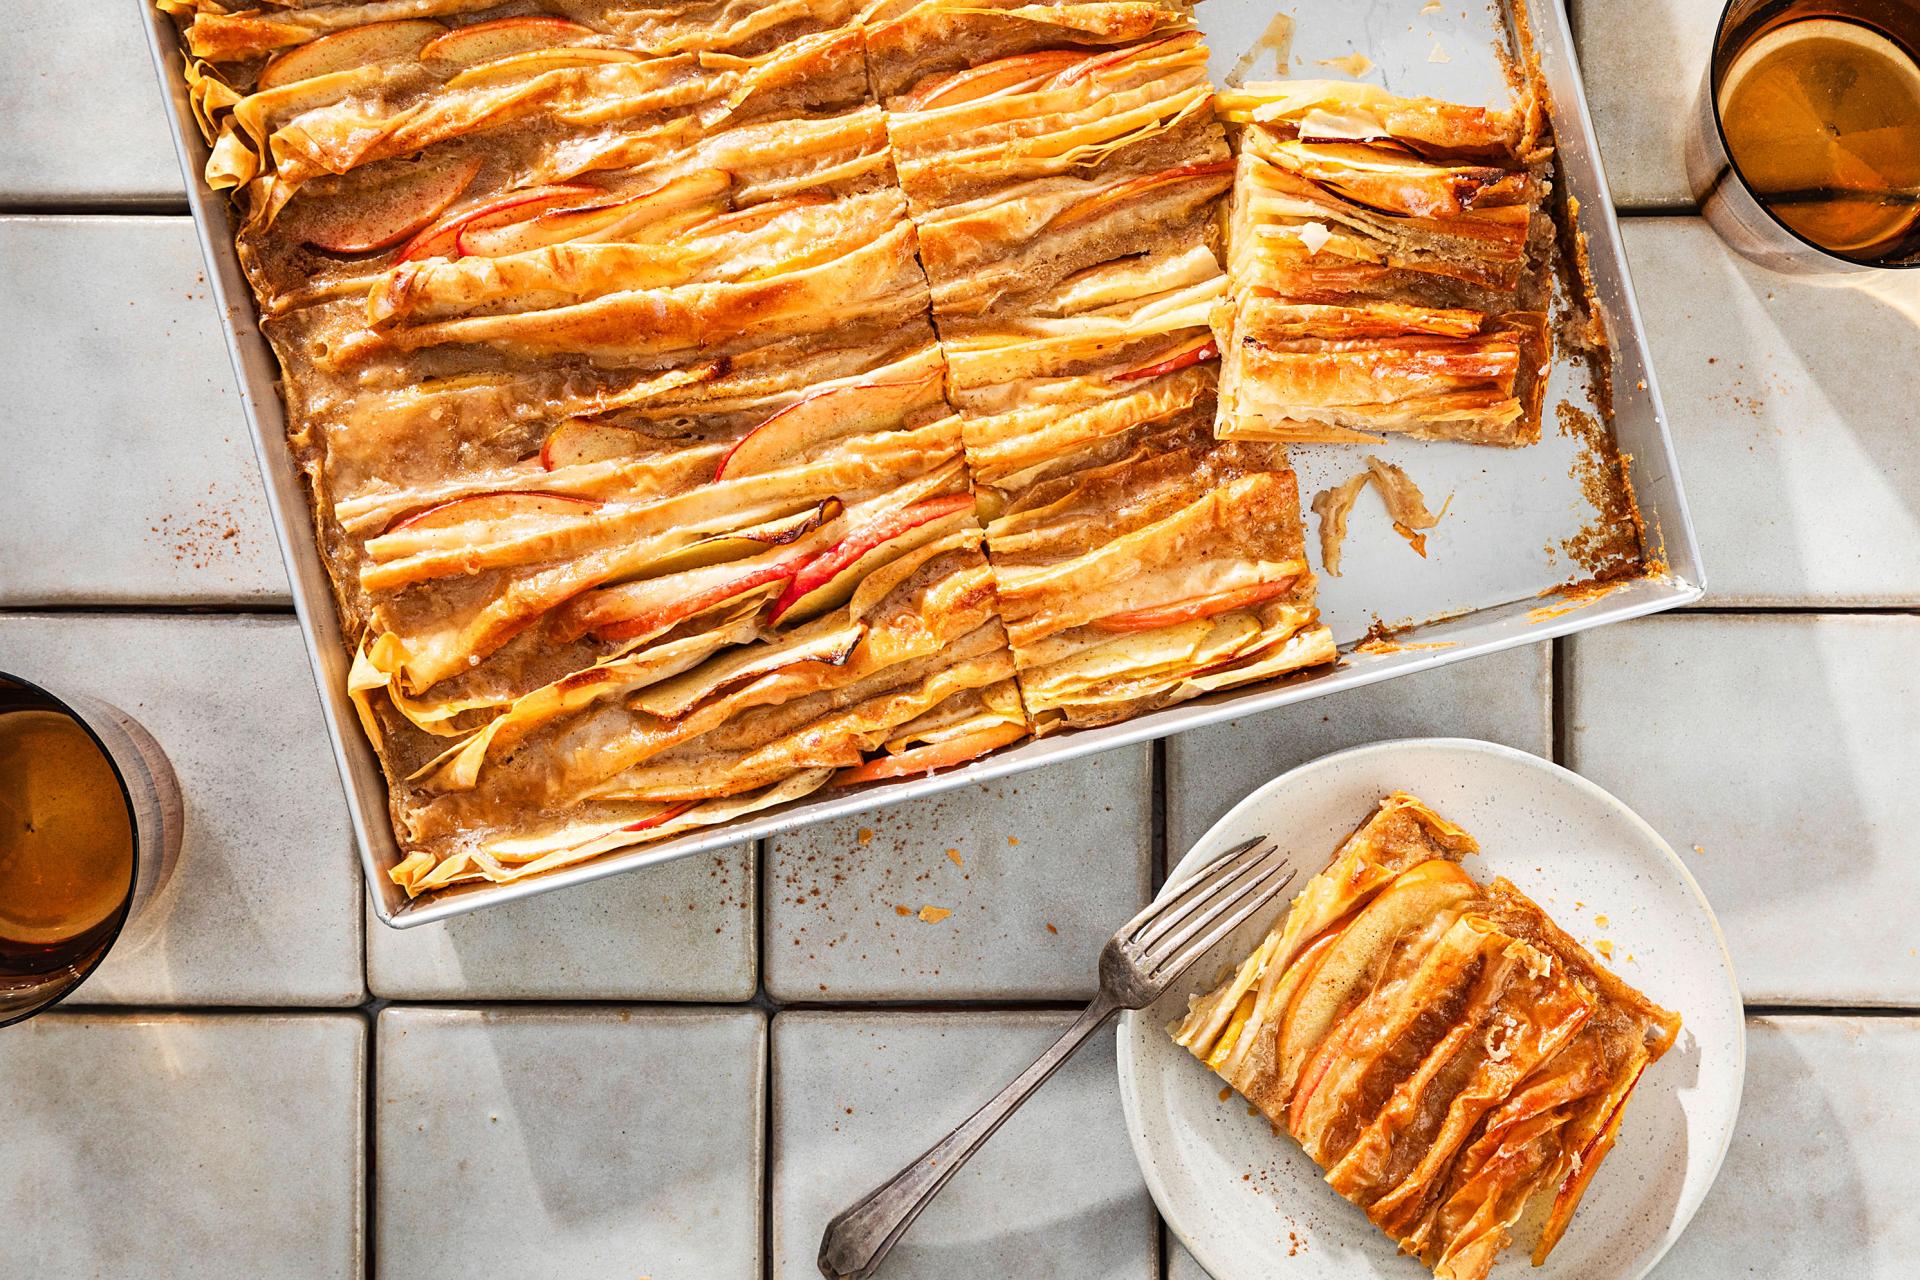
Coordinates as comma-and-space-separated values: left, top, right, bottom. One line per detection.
1173, 794, 1682, 1280
877, 24, 1230, 318
1213, 81, 1553, 446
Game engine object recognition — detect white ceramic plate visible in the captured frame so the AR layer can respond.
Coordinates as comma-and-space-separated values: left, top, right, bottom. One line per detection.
1118, 739, 1744, 1280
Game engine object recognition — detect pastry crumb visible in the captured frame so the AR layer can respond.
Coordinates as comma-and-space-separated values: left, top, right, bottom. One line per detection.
1316, 52, 1374, 76
1311, 474, 1369, 577
918, 905, 953, 923
946, 848, 963, 866
857, 827, 873, 845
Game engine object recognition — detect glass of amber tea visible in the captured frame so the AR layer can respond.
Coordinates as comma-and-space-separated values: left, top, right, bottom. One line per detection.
1689, 0, 1920, 275
0, 673, 181, 1027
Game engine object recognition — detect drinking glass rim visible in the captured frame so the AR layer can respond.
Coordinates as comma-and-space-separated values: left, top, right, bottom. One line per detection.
1706, 0, 1920, 271
0, 671, 141, 1029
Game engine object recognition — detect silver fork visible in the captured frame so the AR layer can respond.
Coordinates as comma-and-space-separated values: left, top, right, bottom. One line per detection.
817, 835, 1296, 1280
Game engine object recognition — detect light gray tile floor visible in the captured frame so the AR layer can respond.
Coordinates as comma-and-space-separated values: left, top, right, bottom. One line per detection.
367, 844, 757, 1002
0, 1011, 364, 1279
0, 217, 286, 606
376, 1006, 765, 1280
0, 2, 188, 205
770, 1010, 1155, 1280
1567, 613, 1920, 1006
765, 748, 1152, 1002
1623, 220, 1920, 606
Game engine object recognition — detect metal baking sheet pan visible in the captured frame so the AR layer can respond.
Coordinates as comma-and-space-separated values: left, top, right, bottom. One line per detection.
141, 0, 1702, 928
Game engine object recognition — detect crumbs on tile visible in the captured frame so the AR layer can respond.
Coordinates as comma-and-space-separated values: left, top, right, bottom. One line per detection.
917, 905, 953, 924
946, 848, 964, 867
857, 827, 873, 845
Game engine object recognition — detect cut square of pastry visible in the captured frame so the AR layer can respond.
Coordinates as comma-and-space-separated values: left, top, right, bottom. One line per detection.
1172, 793, 1681, 1280
1212, 81, 1555, 446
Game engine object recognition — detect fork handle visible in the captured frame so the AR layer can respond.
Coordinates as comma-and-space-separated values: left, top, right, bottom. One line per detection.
817, 992, 1121, 1280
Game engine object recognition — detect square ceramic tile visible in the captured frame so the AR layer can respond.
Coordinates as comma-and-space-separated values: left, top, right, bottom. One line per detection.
0, 217, 286, 606
367, 844, 756, 1001
376, 1006, 764, 1280
0, 2, 188, 204
1168, 1240, 1213, 1279
0, 1012, 364, 1279
765, 749, 1152, 1002
770, 1010, 1156, 1279
1624, 219, 1920, 606
1572, 0, 1714, 208
0, 613, 364, 1005
1166, 643, 1551, 854
1567, 614, 1920, 1005
1648, 1016, 1920, 1279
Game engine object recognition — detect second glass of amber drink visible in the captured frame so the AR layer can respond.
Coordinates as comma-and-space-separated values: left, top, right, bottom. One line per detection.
1689, 0, 1920, 275
0, 673, 181, 1027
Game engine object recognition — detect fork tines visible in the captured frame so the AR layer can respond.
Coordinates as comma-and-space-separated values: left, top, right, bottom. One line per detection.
1125, 837, 1295, 979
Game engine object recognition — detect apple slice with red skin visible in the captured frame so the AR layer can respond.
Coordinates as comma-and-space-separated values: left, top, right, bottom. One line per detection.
834, 722, 1027, 786
397, 183, 601, 261
1280, 859, 1480, 1131
769, 493, 974, 625
460, 170, 730, 258
418, 16, 596, 73
585, 550, 813, 643
1112, 335, 1219, 382
678, 193, 829, 241
445, 46, 639, 90
1093, 576, 1297, 633
539, 420, 643, 471
1059, 32, 1189, 85
714, 370, 944, 482
620, 799, 697, 832
897, 49, 1086, 111
638, 499, 845, 580
385, 490, 600, 535
294, 155, 481, 255
1050, 160, 1234, 231
259, 19, 442, 89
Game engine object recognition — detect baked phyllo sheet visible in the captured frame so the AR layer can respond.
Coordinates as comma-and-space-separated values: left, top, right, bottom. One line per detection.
1173, 793, 1681, 1280
871, 1, 1335, 728
1213, 81, 1555, 447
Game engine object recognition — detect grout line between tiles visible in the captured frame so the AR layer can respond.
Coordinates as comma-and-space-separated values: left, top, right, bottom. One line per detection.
0, 602, 296, 619
362, 1001, 379, 1280
1550, 636, 1571, 765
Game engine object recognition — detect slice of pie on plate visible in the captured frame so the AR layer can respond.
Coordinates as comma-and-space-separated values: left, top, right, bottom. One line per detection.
1172, 792, 1682, 1280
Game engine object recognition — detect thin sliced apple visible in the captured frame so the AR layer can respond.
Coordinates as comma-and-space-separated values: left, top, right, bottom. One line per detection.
397, 183, 601, 261
460, 170, 730, 258
258, 19, 442, 89
769, 493, 974, 625
678, 193, 830, 241
637, 499, 845, 580
1277, 858, 1480, 1116
1050, 160, 1234, 231
1112, 335, 1218, 382
834, 722, 1026, 785
386, 490, 600, 534
898, 49, 1085, 110
419, 16, 597, 73
291, 154, 480, 255
445, 46, 640, 90
1093, 577, 1297, 633
620, 799, 697, 832
539, 420, 645, 471
714, 370, 944, 481
583, 551, 812, 643
1059, 32, 1189, 84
